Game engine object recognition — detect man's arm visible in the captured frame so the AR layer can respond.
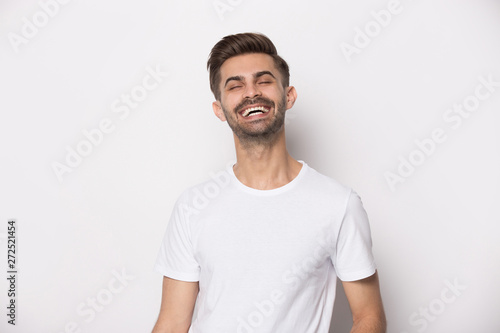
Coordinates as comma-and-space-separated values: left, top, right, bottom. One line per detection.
342, 271, 387, 333
152, 276, 199, 333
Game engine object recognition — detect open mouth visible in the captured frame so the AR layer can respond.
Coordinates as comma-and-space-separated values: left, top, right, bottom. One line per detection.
240, 105, 271, 118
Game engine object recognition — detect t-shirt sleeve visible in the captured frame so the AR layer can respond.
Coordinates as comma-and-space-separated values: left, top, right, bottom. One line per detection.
154, 197, 200, 282
332, 189, 376, 282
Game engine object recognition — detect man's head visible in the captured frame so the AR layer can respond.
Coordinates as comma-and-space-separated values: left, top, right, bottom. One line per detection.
208, 33, 297, 147
207, 32, 290, 101
207, 33, 297, 147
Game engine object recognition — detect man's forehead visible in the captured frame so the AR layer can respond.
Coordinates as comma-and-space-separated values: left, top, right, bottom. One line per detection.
220, 53, 278, 79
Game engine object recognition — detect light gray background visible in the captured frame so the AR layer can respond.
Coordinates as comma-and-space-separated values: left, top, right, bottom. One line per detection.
1, 0, 499, 332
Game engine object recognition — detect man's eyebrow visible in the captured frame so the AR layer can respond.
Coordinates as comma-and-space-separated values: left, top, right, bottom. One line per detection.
255, 71, 276, 79
224, 71, 277, 88
224, 75, 244, 88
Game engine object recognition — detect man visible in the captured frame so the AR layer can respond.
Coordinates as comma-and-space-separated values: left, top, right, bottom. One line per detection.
152, 32, 386, 333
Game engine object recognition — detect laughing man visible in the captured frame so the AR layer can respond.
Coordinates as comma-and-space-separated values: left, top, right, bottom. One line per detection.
153, 32, 386, 333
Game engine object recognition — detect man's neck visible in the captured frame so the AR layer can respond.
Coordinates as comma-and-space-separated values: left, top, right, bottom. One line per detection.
232, 131, 302, 190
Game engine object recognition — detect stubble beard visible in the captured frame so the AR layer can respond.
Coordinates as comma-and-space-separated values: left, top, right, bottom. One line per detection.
221, 94, 288, 148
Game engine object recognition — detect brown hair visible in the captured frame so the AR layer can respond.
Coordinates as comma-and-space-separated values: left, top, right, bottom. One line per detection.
207, 32, 290, 100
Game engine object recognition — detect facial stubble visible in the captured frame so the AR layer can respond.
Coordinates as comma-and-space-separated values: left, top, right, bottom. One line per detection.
221, 94, 288, 148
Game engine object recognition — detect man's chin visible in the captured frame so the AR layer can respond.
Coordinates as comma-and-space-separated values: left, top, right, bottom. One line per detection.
233, 124, 285, 144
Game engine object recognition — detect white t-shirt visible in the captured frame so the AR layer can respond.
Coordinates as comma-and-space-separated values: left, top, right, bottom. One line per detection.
155, 161, 376, 333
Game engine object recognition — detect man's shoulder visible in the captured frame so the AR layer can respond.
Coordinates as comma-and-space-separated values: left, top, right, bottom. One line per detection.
303, 163, 352, 197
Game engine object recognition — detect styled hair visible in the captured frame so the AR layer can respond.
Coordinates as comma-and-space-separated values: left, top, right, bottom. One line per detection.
207, 32, 290, 100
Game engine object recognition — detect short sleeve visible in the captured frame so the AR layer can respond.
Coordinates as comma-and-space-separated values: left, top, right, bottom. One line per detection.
333, 190, 376, 282
154, 198, 200, 282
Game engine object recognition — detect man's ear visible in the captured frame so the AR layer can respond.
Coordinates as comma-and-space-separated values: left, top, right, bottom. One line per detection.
212, 101, 227, 121
285, 86, 297, 110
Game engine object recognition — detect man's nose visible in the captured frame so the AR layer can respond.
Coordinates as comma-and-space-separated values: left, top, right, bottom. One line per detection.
244, 82, 261, 99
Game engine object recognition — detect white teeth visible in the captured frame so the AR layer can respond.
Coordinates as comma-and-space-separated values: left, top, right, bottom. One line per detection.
242, 106, 269, 117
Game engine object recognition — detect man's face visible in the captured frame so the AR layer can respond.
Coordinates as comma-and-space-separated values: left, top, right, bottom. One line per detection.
212, 53, 296, 145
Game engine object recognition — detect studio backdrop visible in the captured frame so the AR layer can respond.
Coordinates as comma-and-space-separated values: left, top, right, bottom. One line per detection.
1, 0, 499, 332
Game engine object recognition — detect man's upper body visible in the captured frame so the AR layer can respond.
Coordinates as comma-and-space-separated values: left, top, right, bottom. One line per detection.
152, 33, 386, 333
